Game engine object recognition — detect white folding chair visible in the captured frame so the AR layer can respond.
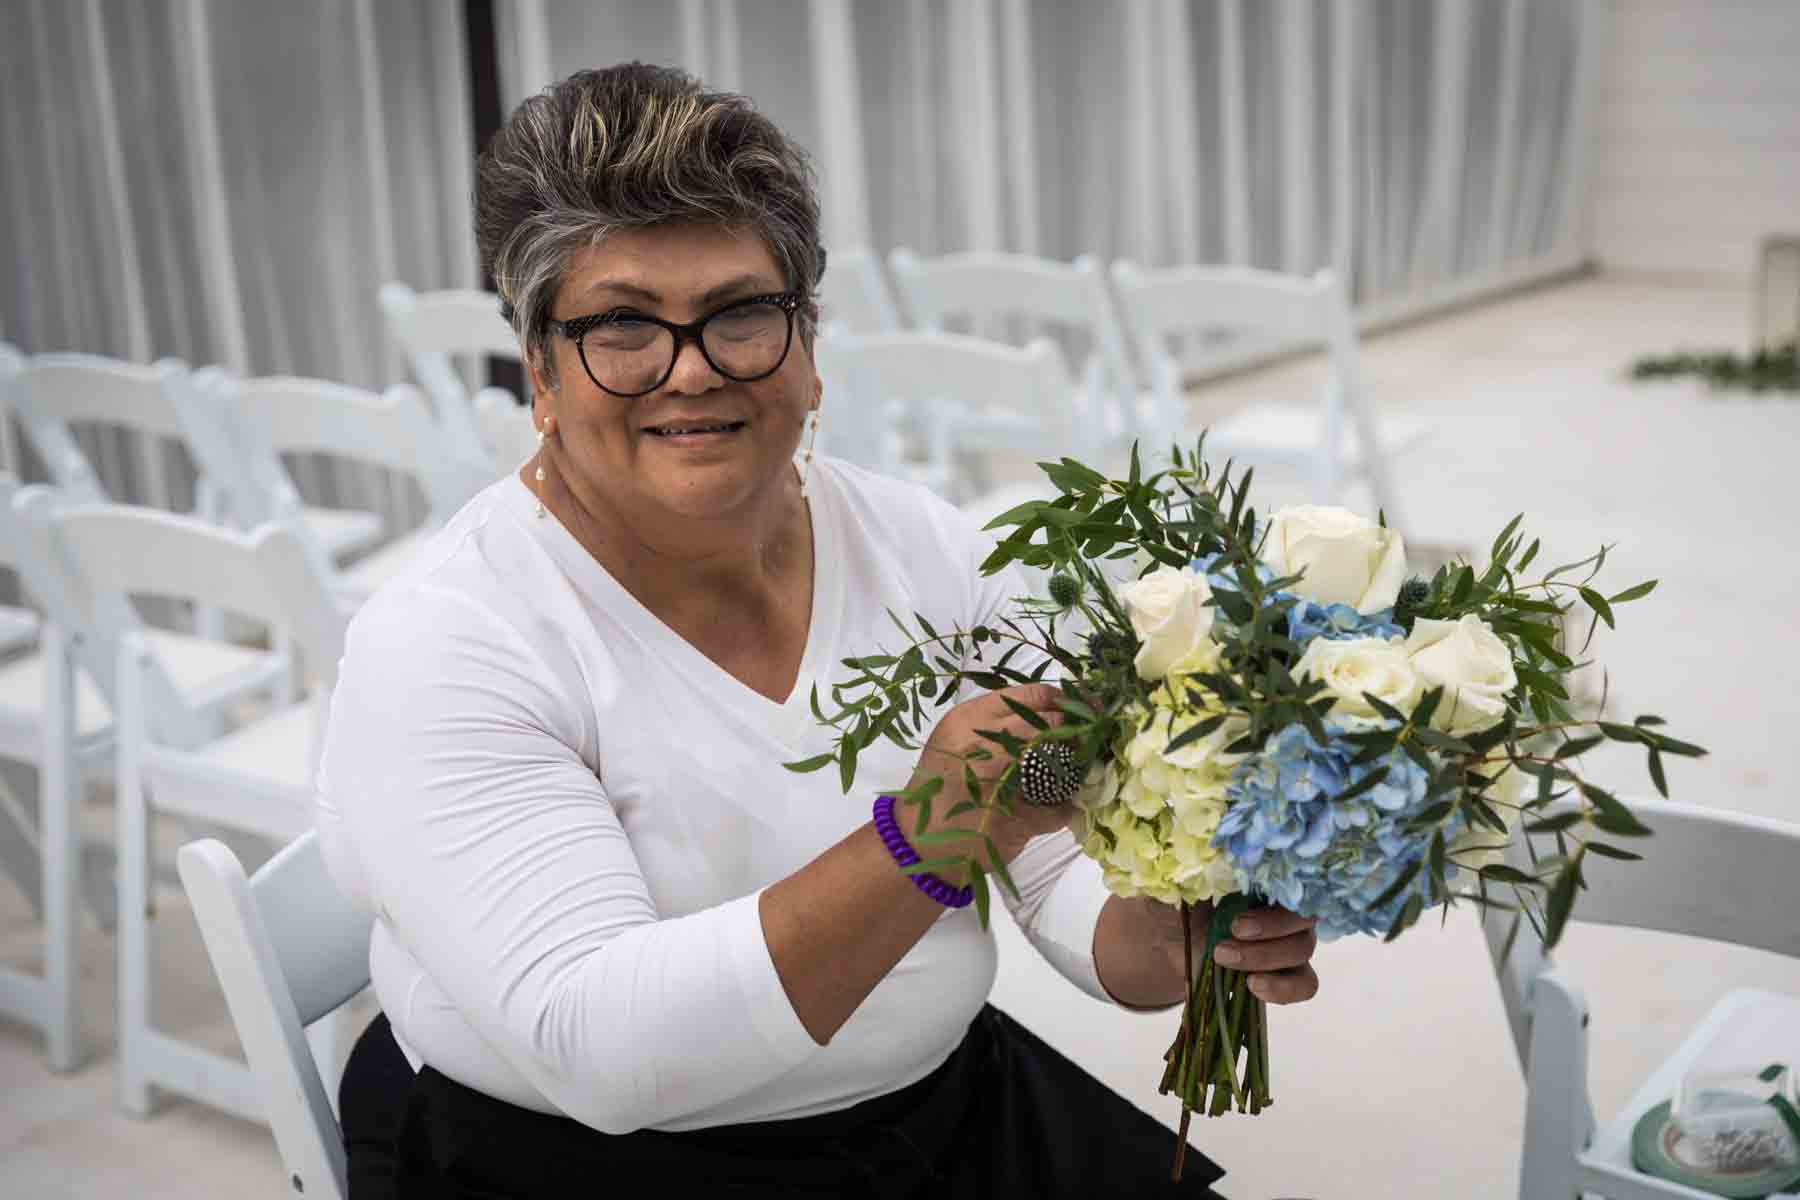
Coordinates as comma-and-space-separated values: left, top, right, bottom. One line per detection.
1109, 263, 1427, 531
475, 388, 538, 471
46, 500, 351, 1118
179, 832, 372, 1200
10, 351, 384, 568
814, 329, 1086, 505
378, 282, 519, 467
1483, 797, 1800, 1199
0, 483, 289, 1072
818, 246, 904, 333
192, 373, 493, 611
889, 249, 1140, 458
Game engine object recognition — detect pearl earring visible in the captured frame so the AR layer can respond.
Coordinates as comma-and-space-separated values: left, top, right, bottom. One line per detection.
798, 408, 820, 498
534, 418, 550, 518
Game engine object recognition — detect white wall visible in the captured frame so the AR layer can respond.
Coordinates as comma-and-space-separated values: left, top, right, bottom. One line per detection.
1590, 0, 1800, 279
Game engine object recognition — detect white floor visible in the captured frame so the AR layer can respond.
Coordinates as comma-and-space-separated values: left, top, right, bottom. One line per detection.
4, 272, 1799, 1198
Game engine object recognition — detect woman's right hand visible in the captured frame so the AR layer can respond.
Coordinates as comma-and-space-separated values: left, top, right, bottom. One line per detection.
904, 683, 1076, 866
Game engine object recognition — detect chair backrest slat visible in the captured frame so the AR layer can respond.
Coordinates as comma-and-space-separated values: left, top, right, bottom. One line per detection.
820, 329, 1078, 430
179, 834, 365, 1200
50, 503, 344, 686
379, 284, 518, 358
250, 833, 373, 1025
1530, 796, 1800, 959
890, 249, 1139, 402
1486, 795, 1800, 1073
817, 247, 903, 334
22, 355, 187, 438
208, 374, 490, 524
1110, 263, 1336, 353
10, 356, 197, 503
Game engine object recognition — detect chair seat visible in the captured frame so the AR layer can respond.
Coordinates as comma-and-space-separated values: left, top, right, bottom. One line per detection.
1198, 403, 1431, 469
0, 630, 284, 758
335, 526, 439, 607
1587, 986, 1800, 1191
0, 606, 39, 657
301, 506, 386, 563
146, 701, 320, 842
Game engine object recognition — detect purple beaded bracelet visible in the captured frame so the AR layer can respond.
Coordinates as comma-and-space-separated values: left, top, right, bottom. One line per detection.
872, 794, 973, 909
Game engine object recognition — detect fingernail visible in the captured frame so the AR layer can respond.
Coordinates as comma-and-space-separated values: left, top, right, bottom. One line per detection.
1234, 918, 1260, 938
1247, 975, 1266, 998
1213, 945, 1241, 965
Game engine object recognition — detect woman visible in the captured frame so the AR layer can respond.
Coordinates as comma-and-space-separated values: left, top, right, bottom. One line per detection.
317, 62, 1320, 1198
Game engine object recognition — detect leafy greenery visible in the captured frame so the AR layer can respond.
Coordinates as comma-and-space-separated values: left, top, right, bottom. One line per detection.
788, 437, 1706, 960
1630, 339, 1798, 395
790, 436, 1705, 1159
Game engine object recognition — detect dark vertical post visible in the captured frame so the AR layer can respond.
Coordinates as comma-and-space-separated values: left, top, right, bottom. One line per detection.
463, 0, 525, 401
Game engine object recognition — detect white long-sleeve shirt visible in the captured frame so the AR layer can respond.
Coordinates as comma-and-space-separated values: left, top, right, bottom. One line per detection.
314, 457, 1116, 1135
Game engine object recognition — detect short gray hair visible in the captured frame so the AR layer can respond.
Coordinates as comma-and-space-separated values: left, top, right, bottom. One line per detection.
475, 62, 825, 367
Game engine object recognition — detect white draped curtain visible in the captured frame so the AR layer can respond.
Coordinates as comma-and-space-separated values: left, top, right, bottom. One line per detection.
502, 0, 1601, 316
2, 0, 1602, 517
0, 0, 478, 521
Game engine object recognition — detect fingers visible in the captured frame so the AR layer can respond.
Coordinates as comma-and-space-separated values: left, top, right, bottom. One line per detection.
1246, 964, 1319, 1005
1212, 925, 1316, 974
1211, 906, 1321, 1006
1229, 905, 1317, 942
988, 682, 1066, 714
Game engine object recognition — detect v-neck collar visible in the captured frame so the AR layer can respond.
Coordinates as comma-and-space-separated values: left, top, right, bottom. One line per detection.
501, 467, 844, 750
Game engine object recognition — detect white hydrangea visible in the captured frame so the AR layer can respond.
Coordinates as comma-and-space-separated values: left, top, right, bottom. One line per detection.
1075, 698, 1248, 905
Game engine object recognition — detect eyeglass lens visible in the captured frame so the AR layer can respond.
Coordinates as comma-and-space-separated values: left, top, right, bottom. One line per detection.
579, 299, 792, 396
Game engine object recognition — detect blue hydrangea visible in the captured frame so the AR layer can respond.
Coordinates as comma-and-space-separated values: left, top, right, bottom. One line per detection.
1212, 722, 1462, 940
1190, 550, 1274, 596
1285, 599, 1404, 646
1192, 551, 1401, 646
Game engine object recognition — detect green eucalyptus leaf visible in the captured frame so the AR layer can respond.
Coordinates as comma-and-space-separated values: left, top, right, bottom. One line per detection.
1524, 811, 1584, 835
1542, 853, 1584, 948
1608, 579, 1656, 604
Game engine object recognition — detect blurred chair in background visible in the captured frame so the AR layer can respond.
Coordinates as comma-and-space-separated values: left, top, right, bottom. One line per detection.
9, 352, 382, 569
816, 246, 904, 334
189, 373, 492, 613
815, 328, 1085, 528
1484, 797, 1800, 1200
378, 282, 521, 468
888, 249, 1142, 463
179, 832, 372, 1200
0, 480, 290, 1073
45, 501, 351, 1120
475, 386, 539, 470
1110, 263, 1425, 532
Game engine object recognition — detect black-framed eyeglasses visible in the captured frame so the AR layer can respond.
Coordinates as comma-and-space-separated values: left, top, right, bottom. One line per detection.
543, 292, 803, 398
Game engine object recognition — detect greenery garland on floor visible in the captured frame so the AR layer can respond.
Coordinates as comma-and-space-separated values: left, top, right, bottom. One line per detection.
1630, 339, 1798, 394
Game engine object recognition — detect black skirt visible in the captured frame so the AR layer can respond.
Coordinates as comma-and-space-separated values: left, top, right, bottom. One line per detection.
342, 1006, 1228, 1199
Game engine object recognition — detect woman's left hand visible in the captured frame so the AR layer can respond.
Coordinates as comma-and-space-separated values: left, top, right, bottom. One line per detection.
1097, 895, 1322, 1009
1207, 904, 1320, 1005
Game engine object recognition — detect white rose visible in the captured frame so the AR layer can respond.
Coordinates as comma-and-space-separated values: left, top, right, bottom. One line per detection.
1405, 614, 1518, 735
1118, 566, 1216, 681
1293, 636, 1422, 731
1263, 505, 1408, 613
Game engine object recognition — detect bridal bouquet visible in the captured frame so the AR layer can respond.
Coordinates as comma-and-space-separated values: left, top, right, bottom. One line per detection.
788, 441, 1704, 1179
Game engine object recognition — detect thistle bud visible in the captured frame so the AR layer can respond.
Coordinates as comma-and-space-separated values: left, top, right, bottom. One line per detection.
1048, 572, 1082, 609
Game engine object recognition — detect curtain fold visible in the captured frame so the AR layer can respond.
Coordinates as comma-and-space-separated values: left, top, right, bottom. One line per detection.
0, 0, 478, 527
1, 0, 1594, 516
502, 0, 1590, 306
